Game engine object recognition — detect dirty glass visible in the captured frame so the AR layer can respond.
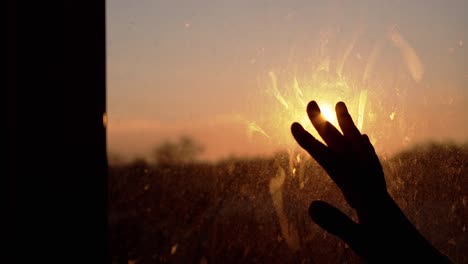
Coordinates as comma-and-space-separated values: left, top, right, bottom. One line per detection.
107, 1, 467, 263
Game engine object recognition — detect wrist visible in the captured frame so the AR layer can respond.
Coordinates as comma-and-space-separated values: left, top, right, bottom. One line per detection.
366, 192, 449, 262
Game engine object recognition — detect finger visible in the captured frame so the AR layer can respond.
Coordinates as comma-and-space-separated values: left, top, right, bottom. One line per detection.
362, 134, 383, 173
309, 201, 367, 257
336, 102, 362, 144
307, 101, 346, 151
361, 134, 374, 152
291, 122, 333, 171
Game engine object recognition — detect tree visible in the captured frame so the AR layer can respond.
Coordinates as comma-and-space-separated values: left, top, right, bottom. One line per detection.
152, 136, 204, 165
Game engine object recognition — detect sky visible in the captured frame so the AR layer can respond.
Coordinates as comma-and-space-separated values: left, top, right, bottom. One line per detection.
107, 0, 468, 162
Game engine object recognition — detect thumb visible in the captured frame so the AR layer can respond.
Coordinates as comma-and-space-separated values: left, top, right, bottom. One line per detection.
309, 201, 367, 256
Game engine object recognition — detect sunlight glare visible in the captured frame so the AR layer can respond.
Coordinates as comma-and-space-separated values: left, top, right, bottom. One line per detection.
319, 103, 338, 127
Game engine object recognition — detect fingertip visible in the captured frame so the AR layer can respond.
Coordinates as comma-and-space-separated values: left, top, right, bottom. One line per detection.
291, 122, 303, 140
291, 122, 303, 130
291, 122, 303, 135
310, 202, 366, 259
362, 134, 370, 142
335, 101, 348, 114
307, 101, 320, 117
309, 200, 358, 240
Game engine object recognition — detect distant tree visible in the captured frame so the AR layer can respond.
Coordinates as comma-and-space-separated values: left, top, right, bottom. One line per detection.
130, 157, 149, 168
152, 136, 204, 165
107, 152, 125, 166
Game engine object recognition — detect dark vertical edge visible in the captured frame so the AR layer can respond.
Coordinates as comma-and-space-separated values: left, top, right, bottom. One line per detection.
63, 0, 108, 262
6, 0, 108, 262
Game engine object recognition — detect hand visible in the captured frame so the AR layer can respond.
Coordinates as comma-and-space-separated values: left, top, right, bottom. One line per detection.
291, 101, 451, 263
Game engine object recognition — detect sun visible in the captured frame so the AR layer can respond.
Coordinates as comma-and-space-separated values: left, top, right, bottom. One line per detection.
319, 103, 338, 127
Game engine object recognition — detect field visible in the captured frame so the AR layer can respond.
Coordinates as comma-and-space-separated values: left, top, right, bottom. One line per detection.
109, 142, 467, 263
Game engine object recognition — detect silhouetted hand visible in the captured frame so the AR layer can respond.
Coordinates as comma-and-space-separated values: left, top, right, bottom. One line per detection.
291, 101, 451, 263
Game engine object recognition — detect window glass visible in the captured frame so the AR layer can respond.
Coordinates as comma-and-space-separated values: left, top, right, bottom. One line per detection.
107, 1, 467, 262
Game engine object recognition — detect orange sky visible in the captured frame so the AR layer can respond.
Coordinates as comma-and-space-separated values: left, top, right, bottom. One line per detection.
107, 0, 468, 162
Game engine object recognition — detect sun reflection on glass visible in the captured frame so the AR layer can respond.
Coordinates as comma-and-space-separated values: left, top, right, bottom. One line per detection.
318, 103, 338, 127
